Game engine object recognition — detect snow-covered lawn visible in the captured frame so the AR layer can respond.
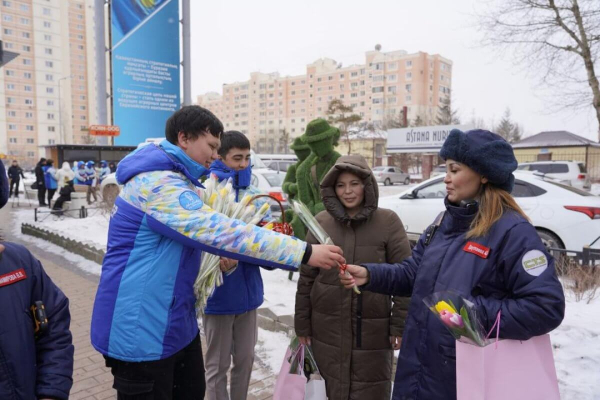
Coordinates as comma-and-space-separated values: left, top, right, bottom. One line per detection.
9, 207, 600, 399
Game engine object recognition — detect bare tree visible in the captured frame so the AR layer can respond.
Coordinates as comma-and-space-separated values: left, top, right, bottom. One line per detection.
278, 128, 291, 154
326, 99, 362, 154
477, 0, 600, 139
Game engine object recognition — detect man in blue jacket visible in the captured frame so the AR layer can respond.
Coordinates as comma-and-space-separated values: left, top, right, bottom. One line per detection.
0, 161, 74, 399
204, 131, 274, 400
91, 106, 344, 399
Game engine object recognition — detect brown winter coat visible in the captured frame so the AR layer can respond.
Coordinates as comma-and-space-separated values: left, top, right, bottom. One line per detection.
294, 155, 412, 400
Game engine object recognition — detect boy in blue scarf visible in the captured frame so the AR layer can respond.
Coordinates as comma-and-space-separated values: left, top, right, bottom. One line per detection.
204, 131, 272, 400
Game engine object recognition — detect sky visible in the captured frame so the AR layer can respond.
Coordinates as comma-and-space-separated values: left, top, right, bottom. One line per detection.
189, 0, 599, 141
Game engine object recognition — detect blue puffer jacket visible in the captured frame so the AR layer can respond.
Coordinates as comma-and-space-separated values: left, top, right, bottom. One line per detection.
363, 199, 565, 400
204, 160, 274, 315
43, 165, 58, 190
91, 142, 306, 362
0, 242, 74, 399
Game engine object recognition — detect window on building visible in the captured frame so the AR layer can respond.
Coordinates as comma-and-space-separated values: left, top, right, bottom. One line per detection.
406, 95, 412, 102
24, 72, 31, 79
5, 70, 15, 77
8, 124, 17, 131
406, 72, 412, 79
3, 29, 14, 36
45, 61, 53, 68
25, 112, 32, 118
27, 152, 35, 157
23, 59, 32, 65
22, 45, 31, 52
3, 42, 14, 49
405, 84, 412, 92
43, 7, 51, 15
406, 60, 413, 67
7, 111, 16, 117
46, 87, 54, 94
2, 1, 12, 7
25, 125, 34, 131
24, 85, 32, 92
26, 138, 34, 144
7, 97, 16, 104
45, 48, 52, 55
47, 100, 54, 106
20, 3, 28, 11
372, 87, 384, 93
48, 126, 55, 132
48, 139, 55, 145
44, 34, 52, 41
22, 32, 30, 38
3, 15, 12, 22
20, 17, 29, 25
45, 74, 53, 81
47, 113, 55, 120
9, 138, 18, 144
6, 83, 15, 90
388, 86, 397, 93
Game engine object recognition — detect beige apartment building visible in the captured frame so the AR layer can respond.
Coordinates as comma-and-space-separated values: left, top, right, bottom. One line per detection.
197, 48, 452, 153
0, 0, 97, 167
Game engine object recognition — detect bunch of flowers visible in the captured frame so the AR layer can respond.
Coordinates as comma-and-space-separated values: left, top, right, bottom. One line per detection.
423, 291, 488, 347
290, 199, 360, 294
194, 174, 272, 313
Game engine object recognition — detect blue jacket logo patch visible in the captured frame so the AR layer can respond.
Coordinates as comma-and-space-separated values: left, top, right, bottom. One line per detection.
179, 191, 204, 210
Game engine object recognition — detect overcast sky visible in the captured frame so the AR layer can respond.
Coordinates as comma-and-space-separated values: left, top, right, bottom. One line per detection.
189, 0, 599, 140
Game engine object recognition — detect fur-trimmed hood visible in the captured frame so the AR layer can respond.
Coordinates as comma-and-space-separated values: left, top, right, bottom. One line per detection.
320, 155, 379, 224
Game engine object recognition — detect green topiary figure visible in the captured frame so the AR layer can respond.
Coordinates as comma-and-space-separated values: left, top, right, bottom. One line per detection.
283, 137, 312, 240
296, 118, 341, 216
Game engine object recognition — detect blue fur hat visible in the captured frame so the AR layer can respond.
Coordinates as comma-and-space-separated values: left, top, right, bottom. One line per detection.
440, 129, 518, 193
0, 162, 8, 209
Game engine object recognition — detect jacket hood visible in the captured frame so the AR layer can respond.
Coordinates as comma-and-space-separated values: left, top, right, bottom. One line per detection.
209, 159, 251, 188
61, 162, 71, 172
115, 143, 204, 187
320, 155, 379, 224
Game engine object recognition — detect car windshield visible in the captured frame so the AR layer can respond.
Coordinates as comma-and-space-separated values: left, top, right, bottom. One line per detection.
543, 179, 594, 196
263, 173, 283, 187
579, 163, 587, 173
373, 167, 386, 171
434, 166, 446, 172
251, 153, 267, 169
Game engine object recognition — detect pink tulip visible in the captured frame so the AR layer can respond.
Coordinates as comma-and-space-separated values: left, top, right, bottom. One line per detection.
440, 310, 464, 329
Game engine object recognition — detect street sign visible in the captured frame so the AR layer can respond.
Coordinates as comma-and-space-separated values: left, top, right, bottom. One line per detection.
89, 125, 120, 136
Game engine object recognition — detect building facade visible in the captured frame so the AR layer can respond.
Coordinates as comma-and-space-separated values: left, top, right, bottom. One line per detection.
197, 48, 452, 153
0, 0, 97, 167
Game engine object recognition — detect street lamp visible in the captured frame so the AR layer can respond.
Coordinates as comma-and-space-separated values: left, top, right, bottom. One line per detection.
58, 75, 73, 144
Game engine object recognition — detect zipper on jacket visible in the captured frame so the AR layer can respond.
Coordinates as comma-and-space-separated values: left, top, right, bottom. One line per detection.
356, 293, 363, 348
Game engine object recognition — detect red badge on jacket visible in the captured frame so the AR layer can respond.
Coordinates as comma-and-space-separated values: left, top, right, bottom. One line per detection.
0, 268, 27, 287
463, 242, 490, 259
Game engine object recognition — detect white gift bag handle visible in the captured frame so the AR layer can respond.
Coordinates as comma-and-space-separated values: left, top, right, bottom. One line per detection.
485, 310, 502, 349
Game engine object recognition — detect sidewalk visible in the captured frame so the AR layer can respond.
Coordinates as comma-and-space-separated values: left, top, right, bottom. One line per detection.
36, 251, 277, 399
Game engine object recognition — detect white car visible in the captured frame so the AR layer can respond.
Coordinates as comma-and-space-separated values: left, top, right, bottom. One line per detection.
372, 166, 411, 186
378, 171, 600, 253
517, 161, 591, 190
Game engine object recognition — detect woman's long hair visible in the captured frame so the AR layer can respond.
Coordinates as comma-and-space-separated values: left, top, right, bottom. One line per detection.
466, 184, 529, 239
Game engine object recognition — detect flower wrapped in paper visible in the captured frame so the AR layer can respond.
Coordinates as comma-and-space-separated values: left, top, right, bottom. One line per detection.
423, 290, 488, 347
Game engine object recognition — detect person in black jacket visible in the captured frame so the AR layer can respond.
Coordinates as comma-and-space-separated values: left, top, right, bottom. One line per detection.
35, 157, 47, 206
7, 160, 25, 198
0, 161, 74, 399
52, 179, 75, 216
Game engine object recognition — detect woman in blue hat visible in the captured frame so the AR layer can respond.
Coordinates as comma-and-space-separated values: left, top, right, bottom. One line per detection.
340, 129, 566, 400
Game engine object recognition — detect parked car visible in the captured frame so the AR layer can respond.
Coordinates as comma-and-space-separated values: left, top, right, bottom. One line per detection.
378, 171, 600, 253
517, 161, 591, 190
373, 166, 411, 186
430, 164, 447, 178
256, 154, 298, 172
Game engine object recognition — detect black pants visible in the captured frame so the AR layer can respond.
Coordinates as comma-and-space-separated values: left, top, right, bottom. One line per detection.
104, 334, 205, 399
37, 184, 46, 206
47, 189, 56, 208
9, 179, 19, 197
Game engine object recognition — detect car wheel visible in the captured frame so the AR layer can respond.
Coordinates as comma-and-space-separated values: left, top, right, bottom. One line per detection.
384, 178, 391, 186
535, 229, 567, 274
102, 184, 120, 209
404, 177, 410, 185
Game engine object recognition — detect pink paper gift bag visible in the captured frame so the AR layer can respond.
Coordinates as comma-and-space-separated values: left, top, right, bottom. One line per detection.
456, 333, 560, 400
273, 346, 307, 400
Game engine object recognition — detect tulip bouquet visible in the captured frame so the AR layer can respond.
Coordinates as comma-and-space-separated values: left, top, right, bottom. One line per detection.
194, 174, 272, 313
290, 199, 360, 294
423, 291, 487, 347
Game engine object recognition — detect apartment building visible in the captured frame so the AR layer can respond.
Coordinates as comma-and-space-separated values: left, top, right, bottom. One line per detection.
197, 48, 452, 153
0, 0, 97, 167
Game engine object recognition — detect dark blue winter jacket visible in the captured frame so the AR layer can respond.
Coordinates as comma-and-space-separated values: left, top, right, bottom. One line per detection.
363, 199, 565, 400
204, 160, 274, 315
0, 242, 74, 399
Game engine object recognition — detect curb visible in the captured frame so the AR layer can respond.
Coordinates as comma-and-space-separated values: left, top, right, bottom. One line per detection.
257, 308, 295, 337
21, 223, 106, 264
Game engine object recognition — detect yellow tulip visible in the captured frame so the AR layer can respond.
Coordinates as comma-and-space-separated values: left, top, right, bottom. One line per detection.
435, 300, 457, 314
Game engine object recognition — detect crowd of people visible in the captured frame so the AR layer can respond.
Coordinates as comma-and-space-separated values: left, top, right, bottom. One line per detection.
0, 105, 565, 400
5, 158, 116, 209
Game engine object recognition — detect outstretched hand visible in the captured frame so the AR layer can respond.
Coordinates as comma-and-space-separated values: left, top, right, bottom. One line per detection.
339, 264, 369, 288
308, 245, 345, 269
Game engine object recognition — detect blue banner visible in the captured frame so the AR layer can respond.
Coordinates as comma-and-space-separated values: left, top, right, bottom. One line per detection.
111, 0, 180, 145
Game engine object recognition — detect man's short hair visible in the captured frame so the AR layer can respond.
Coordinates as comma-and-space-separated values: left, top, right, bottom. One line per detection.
218, 131, 251, 158
165, 106, 224, 144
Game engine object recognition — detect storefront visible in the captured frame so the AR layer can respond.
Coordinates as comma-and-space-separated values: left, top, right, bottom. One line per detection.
41, 144, 137, 167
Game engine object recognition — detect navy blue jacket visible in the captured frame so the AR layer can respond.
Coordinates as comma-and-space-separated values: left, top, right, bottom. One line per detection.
204, 160, 273, 315
363, 199, 565, 400
0, 242, 74, 399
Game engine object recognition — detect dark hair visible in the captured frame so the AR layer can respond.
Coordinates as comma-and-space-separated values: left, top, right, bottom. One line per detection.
165, 105, 223, 145
218, 131, 251, 158
46, 159, 54, 166
39, 158, 46, 163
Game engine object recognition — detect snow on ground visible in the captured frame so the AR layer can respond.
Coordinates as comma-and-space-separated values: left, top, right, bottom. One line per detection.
591, 183, 600, 196
13, 208, 109, 251
255, 328, 292, 374
551, 290, 600, 400
261, 269, 298, 316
